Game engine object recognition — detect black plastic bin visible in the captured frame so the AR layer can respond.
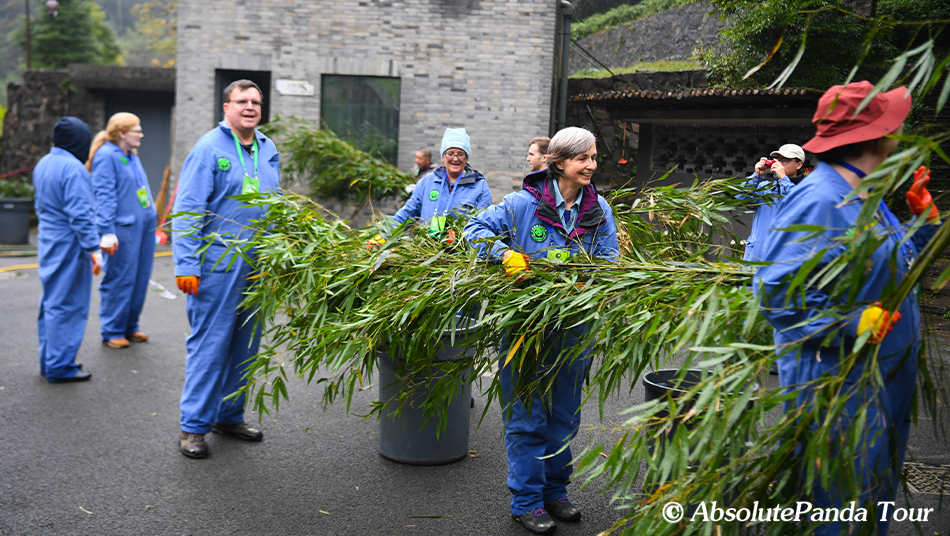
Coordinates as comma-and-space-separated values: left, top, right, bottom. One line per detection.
0, 197, 32, 244
377, 317, 479, 465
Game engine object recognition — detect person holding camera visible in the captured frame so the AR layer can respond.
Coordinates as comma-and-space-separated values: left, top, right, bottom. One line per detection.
737, 143, 805, 262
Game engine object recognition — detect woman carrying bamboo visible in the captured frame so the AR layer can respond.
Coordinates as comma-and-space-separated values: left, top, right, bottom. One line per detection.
464, 127, 619, 535
387, 127, 492, 238
753, 81, 940, 536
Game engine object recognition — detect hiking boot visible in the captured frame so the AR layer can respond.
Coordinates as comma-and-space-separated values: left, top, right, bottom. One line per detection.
179, 431, 208, 458
544, 497, 581, 522
513, 507, 557, 534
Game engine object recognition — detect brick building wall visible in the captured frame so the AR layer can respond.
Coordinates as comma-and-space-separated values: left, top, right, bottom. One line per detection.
173, 0, 562, 204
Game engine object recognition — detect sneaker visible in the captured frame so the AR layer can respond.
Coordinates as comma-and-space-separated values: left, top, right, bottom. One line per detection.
512, 507, 557, 534
544, 497, 581, 522
179, 431, 208, 458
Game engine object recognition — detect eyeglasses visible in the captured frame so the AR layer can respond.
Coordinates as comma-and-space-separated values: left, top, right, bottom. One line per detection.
444, 151, 467, 161
775, 157, 794, 164
229, 99, 263, 108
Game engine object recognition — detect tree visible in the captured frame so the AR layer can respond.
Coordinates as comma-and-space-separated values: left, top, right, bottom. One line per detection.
12, 0, 121, 69
117, 0, 175, 67
698, 0, 950, 89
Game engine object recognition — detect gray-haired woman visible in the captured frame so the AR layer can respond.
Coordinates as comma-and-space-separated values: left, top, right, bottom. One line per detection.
464, 127, 619, 534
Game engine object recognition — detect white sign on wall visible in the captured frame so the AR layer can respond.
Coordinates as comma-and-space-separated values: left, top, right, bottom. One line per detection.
275, 79, 315, 97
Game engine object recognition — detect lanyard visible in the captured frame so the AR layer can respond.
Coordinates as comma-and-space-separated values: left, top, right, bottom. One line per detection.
231, 131, 258, 179
436, 172, 461, 217
832, 160, 866, 178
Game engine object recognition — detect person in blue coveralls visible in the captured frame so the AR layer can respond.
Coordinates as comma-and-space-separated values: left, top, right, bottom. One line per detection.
369, 128, 491, 247
34, 117, 103, 383
88, 112, 158, 349
737, 143, 805, 262
754, 81, 939, 536
464, 127, 619, 535
172, 80, 281, 459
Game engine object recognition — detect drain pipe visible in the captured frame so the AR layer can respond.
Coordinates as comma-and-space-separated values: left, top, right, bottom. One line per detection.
557, 0, 574, 131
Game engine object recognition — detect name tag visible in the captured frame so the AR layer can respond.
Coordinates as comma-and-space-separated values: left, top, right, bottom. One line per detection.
429, 215, 446, 237
547, 248, 571, 263
242, 174, 260, 194
136, 187, 151, 208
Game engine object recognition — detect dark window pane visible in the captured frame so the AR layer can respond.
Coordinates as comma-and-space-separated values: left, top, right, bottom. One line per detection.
321, 75, 401, 165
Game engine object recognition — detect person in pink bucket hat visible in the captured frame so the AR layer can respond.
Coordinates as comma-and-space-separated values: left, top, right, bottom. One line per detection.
753, 80, 941, 536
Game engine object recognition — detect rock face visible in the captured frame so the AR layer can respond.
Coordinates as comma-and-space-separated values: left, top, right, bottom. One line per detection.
570, 2, 724, 74
0, 71, 75, 177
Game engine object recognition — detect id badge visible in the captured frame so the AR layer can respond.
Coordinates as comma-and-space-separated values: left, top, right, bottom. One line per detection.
136, 187, 151, 208
547, 248, 571, 263
242, 174, 260, 194
428, 216, 447, 237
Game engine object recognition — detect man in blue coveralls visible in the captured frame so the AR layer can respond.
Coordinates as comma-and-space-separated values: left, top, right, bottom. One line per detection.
34, 117, 103, 383
737, 143, 805, 262
172, 80, 281, 458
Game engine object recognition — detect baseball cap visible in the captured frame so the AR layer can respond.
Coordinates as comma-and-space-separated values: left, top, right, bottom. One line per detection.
802, 81, 911, 154
770, 144, 806, 161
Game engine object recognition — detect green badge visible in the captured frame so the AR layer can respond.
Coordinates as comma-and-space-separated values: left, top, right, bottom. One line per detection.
120, 156, 129, 165
136, 187, 151, 208
217, 157, 231, 172
429, 216, 447, 237
547, 248, 571, 263
429, 190, 439, 201
241, 174, 260, 194
530, 224, 547, 242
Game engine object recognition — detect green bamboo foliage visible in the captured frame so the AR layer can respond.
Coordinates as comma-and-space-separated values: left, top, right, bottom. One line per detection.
194, 39, 950, 536
260, 117, 416, 211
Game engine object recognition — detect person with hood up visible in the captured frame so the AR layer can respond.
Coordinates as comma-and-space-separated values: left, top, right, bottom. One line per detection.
88, 112, 158, 349
376, 128, 491, 243
172, 80, 281, 459
753, 81, 940, 536
33, 117, 103, 383
463, 127, 618, 535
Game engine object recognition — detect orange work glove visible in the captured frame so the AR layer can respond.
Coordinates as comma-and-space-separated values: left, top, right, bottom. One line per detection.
176, 276, 200, 296
906, 165, 940, 223
502, 250, 529, 278
858, 302, 901, 344
445, 229, 457, 246
90, 251, 103, 276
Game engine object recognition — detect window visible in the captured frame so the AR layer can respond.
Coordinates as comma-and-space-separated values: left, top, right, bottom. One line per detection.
321, 75, 401, 165
215, 69, 272, 126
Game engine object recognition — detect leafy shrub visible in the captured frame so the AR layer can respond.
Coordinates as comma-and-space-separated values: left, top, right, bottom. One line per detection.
0, 177, 34, 199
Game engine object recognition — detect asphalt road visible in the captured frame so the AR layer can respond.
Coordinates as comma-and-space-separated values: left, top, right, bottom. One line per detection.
1, 248, 948, 536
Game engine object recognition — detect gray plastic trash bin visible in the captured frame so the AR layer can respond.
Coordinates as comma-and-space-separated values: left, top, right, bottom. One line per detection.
0, 198, 32, 244
377, 317, 479, 465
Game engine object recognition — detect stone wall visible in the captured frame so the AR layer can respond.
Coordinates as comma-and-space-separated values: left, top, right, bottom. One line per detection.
174, 0, 561, 204
570, 2, 723, 74
0, 70, 94, 177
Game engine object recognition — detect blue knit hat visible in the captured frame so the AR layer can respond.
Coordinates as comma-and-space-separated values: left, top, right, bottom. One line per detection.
440, 128, 471, 158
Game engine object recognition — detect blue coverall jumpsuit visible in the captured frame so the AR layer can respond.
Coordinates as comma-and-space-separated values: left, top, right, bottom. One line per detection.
33, 118, 100, 381
753, 162, 938, 535
464, 169, 619, 515
392, 166, 492, 227
737, 174, 794, 262
92, 142, 158, 341
172, 121, 280, 434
